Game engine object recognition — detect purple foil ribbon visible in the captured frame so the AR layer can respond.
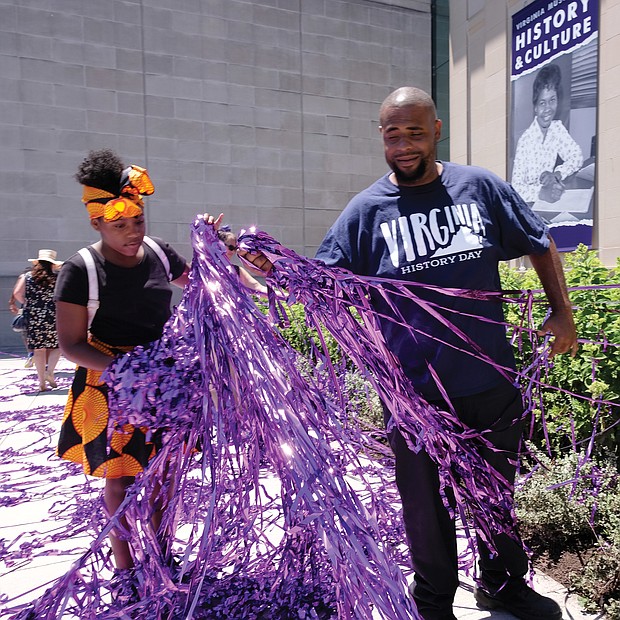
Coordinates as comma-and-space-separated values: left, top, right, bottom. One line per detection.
4, 217, 619, 619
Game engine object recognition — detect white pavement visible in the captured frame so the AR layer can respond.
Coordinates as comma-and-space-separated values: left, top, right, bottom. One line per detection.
0, 353, 602, 619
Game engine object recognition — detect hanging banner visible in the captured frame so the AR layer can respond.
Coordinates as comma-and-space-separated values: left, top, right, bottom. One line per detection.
509, 0, 598, 251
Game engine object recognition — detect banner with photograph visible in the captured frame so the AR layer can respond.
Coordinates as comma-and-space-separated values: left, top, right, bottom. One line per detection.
509, 0, 598, 251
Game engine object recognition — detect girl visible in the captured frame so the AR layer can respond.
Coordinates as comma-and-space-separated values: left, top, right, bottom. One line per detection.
55, 149, 190, 585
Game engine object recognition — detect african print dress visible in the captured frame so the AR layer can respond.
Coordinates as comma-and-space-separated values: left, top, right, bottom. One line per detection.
57, 337, 161, 478
24, 272, 58, 350
54, 239, 186, 479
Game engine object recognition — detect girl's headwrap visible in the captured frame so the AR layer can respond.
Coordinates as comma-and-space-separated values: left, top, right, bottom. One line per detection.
82, 165, 155, 222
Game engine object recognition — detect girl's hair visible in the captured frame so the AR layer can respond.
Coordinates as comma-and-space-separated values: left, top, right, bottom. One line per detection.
31, 260, 57, 287
532, 63, 562, 107
75, 149, 125, 195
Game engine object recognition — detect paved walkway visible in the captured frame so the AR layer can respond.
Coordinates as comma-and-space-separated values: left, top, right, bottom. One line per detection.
0, 352, 602, 619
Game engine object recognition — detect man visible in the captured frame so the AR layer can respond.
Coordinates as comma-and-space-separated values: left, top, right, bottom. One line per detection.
241, 86, 577, 620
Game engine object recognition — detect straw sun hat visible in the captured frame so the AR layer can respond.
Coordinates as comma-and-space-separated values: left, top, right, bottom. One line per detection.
28, 249, 63, 266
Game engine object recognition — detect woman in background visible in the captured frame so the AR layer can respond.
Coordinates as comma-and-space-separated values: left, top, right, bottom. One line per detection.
217, 226, 268, 296
9, 269, 34, 367
13, 249, 63, 392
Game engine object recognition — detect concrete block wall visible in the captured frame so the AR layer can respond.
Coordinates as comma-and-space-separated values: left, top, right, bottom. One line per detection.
449, 0, 620, 267
0, 0, 432, 352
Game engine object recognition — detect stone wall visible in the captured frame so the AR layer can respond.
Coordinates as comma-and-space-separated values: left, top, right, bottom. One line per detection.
0, 0, 432, 352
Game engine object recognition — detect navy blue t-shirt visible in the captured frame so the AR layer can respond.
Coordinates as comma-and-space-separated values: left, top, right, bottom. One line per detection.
315, 162, 549, 399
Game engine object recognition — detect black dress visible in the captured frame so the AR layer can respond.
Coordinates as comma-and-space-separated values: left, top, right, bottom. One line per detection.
24, 272, 58, 349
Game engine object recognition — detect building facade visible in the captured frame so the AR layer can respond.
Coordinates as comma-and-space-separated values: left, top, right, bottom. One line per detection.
449, 0, 619, 264
0, 0, 432, 351
1, 0, 617, 350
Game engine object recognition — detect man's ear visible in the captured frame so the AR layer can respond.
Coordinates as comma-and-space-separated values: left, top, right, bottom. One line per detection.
90, 218, 101, 232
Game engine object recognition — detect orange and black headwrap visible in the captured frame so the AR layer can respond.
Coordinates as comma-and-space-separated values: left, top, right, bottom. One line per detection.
82, 165, 155, 222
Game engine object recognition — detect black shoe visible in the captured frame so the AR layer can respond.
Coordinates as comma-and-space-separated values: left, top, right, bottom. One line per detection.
407, 582, 458, 620
474, 580, 562, 620
110, 567, 141, 608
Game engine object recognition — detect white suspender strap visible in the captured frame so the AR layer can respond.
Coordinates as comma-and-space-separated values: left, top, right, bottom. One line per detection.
77, 247, 100, 329
77, 238, 170, 330
143, 235, 172, 281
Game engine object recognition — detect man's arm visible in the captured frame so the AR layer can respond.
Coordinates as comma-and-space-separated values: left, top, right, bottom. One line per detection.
528, 236, 578, 357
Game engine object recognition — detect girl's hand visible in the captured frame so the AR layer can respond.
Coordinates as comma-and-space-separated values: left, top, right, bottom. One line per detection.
201, 213, 224, 230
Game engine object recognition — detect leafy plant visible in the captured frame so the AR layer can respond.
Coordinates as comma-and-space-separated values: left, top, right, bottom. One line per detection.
516, 448, 599, 549
516, 448, 620, 618
500, 245, 620, 462
571, 544, 620, 618
259, 300, 342, 364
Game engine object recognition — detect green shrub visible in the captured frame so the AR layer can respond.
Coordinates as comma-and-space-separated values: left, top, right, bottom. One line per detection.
500, 245, 620, 461
571, 544, 620, 618
260, 301, 342, 362
516, 448, 620, 617
516, 448, 598, 549
342, 371, 383, 431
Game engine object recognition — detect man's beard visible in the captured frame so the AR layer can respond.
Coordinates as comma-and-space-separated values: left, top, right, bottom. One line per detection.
392, 156, 430, 185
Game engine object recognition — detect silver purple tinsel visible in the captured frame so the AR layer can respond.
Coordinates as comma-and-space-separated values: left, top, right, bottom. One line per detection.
4, 217, 620, 619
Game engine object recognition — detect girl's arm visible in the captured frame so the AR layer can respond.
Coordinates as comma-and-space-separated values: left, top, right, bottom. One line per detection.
56, 301, 115, 371
171, 263, 191, 288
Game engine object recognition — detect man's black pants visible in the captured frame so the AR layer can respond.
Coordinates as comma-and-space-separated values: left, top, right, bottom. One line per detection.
386, 380, 529, 620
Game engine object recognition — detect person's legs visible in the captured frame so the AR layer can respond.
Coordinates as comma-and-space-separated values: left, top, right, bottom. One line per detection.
387, 419, 459, 620
20, 331, 34, 367
104, 476, 135, 569
455, 381, 529, 585
457, 382, 562, 620
45, 348, 61, 388
150, 461, 177, 560
32, 348, 47, 391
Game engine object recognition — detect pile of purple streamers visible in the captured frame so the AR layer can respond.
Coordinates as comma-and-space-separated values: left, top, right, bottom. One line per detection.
4, 218, 620, 619
4, 221, 411, 619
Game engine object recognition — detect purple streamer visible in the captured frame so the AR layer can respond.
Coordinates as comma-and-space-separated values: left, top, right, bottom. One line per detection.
3, 219, 620, 619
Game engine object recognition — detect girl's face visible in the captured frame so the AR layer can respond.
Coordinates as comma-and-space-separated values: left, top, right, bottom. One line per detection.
91, 215, 146, 262
534, 86, 558, 131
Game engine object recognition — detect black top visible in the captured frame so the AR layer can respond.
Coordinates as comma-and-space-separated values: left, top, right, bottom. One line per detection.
54, 237, 186, 346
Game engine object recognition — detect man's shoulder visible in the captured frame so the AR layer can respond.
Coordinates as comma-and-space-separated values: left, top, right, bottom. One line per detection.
442, 160, 504, 184
354, 173, 392, 195
346, 174, 393, 208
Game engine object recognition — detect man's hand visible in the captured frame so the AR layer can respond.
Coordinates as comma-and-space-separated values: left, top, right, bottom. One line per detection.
237, 249, 274, 277
529, 237, 578, 358
537, 310, 579, 358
